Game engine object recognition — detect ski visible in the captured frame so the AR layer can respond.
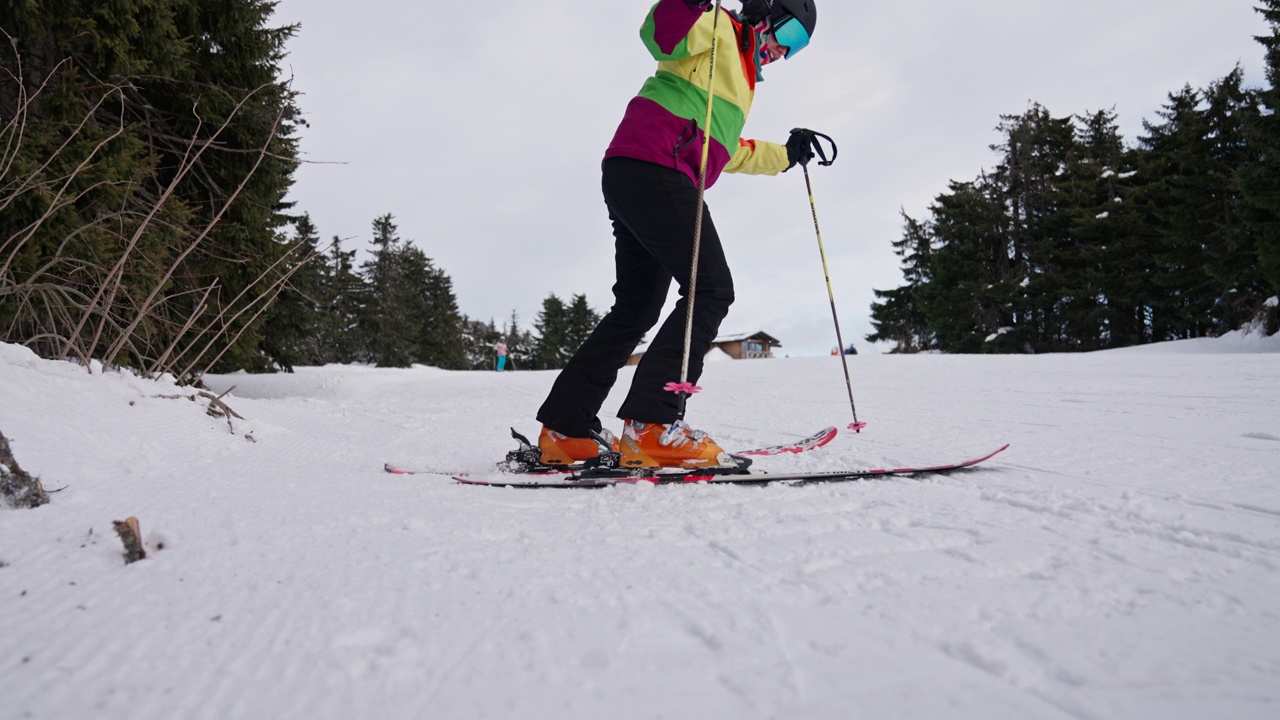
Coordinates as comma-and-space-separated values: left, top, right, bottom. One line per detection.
451, 444, 1010, 488
383, 426, 839, 476
733, 426, 839, 456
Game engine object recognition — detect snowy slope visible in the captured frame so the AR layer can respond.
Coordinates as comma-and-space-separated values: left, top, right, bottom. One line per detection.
2, 338, 1279, 720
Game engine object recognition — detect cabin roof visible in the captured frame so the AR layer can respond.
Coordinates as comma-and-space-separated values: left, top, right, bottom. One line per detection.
713, 331, 781, 346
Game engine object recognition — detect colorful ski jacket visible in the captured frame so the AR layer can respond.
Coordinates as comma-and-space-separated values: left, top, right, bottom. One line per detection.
604, 1, 791, 189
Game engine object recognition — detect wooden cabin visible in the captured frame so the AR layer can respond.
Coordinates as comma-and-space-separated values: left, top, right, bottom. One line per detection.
710, 331, 781, 359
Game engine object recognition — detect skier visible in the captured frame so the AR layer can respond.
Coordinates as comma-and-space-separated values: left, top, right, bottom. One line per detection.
494, 338, 509, 371
535, 0, 826, 469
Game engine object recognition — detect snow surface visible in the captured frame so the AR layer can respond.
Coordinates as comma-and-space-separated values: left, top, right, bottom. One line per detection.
3, 337, 1280, 720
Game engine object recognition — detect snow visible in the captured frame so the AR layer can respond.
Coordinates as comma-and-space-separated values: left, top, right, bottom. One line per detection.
704, 346, 735, 363
985, 327, 1015, 342
3, 335, 1280, 719
1101, 327, 1280, 354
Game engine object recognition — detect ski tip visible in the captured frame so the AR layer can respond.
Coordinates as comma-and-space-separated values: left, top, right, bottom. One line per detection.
967, 440, 1008, 461
733, 426, 839, 457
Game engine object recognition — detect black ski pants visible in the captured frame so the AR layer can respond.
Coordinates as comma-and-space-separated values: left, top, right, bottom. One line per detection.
536, 157, 734, 437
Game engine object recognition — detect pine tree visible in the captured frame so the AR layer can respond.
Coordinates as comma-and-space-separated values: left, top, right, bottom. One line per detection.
563, 294, 602, 357
362, 214, 411, 366
321, 236, 367, 364
1241, 0, 1280, 328
533, 294, 568, 369
260, 214, 325, 369
160, 0, 302, 372
987, 104, 1076, 351
922, 176, 1012, 352
1199, 69, 1263, 330
405, 244, 466, 369
2, 0, 199, 362
358, 214, 465, 369
1076, 111, 1153, 347
528, 293, 600, 369
1058, 109, 1145, 349
503, 311, 536, 371
462, 317, 503, 370
867, 212, 934, 352
1135, 82, 1251, 340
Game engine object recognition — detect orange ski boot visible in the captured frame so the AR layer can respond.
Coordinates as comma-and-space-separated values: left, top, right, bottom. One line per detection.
538, 426, 618, 467
618, 419, 739, 469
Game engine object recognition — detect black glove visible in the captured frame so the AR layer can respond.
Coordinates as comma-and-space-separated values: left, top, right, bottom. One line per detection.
740, 0, 772, 25
785, 128, 837, 170
786, 128, 817, 169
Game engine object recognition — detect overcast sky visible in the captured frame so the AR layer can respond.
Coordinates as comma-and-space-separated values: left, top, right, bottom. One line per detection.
270, 0, 1268, 356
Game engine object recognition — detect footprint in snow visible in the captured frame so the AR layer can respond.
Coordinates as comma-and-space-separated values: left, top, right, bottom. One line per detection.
1242, 432, 1280, 442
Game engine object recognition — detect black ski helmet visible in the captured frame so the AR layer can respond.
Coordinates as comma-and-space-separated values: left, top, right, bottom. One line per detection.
771, 0, 817, 43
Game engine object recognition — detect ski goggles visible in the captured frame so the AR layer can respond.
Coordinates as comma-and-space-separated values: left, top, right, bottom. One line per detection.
771, 14, 811, 58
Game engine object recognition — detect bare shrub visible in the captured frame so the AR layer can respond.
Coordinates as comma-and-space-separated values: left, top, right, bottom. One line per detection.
0, 430, 48, 509
1, 28, 313, 382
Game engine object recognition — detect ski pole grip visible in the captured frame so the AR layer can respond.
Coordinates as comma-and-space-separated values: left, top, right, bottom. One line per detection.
812, 131, 837, 167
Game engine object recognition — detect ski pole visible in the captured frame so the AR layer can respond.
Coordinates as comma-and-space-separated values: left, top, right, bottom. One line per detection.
669, 0, 723, 418
798, 132, 865, 432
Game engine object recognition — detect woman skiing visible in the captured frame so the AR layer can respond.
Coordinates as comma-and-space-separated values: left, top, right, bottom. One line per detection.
493, 338, 509, 371
535, 0, 824, 469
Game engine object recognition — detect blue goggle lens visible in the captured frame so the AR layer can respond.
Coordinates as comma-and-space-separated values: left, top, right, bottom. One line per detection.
772, 15, 811, 58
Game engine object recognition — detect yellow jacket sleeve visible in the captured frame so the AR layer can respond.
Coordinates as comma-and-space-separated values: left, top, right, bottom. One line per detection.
724, 139, 791, 176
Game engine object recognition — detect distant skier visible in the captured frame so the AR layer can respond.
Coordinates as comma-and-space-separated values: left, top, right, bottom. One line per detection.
494, 339, 508, 371
535, 0, 826, 468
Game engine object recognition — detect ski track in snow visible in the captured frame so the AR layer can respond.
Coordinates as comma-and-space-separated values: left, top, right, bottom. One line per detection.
1, 341, 1279, 719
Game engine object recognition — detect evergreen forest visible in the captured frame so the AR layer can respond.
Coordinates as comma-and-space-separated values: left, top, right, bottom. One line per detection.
4, 2, 1278, 377
867, 2, 1280, 353
0, 0, 597, 376
270, 212, 601, 372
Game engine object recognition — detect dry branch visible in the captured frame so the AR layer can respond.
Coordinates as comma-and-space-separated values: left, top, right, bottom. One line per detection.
3, 38, 299, 383
196, 386, 244, 432
102, 83, 284, 373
